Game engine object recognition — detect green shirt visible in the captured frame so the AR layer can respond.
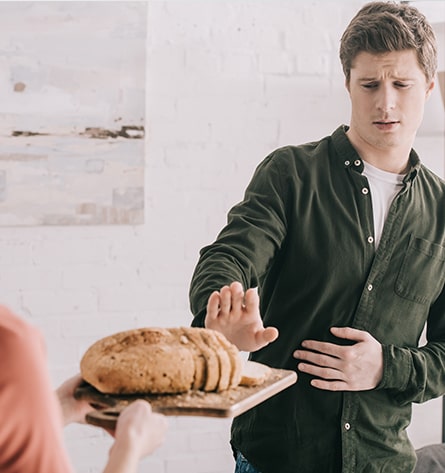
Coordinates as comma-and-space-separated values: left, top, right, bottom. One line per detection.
189, 126, 445, 473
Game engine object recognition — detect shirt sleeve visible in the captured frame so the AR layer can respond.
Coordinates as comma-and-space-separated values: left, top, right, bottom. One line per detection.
378, 286, 445, 405
189, 151, 289, 326
0, 306, 74, 473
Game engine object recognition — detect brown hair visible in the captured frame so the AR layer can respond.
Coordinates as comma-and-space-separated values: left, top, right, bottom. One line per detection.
340, 1, 437, 83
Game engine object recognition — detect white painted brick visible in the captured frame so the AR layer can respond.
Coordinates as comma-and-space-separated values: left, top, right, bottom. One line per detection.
60, 314, 111, 339
263, 74, 331, 99
296, 52, 330, 76
29, 315, 61, 340
0, 297, 23, 318
45, 337, 81, 369
173, 416, 232, 432
184, 48, 222, 74
217, 117, 281, 152
138, 457, 165, 473
62, 264, 140, 290
301, 1, 345, 29
221, 52, 258, 79
155, 426, 190, 457
21, 289, 98, 315
98, 285, 185, 312
147, 44, 185, 75
0, 266, 61, 290
258, 51, 295, 75
147, 94, 177, 120
165, 449, 234, 473
31, 238, 110, 266
148, 115, 212, 144
0, 238, 32, 265
63, 426, 113, 472
189, 429, 231, 452
79, 313, 141, 339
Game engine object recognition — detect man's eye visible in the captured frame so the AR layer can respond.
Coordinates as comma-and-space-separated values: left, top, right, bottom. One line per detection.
362, 83, 377, 89
395, 82, 409, 88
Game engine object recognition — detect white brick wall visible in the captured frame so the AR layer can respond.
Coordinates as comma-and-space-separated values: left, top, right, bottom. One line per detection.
0, 1, 443, 472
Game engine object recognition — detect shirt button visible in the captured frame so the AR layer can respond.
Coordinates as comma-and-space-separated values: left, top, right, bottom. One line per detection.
344, 160, 350, 166
354, 160, 361, 166
367, 236, 374, 244
368, 284, 373, 291
362, 187, 369, 195
345, 422, 351, 431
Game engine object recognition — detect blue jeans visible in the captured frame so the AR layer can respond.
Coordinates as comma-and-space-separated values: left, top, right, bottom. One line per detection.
235, 451, 262, 473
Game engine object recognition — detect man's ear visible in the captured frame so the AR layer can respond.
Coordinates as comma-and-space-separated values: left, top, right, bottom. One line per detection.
345, 78, 351, 93
425, 79, 435, 100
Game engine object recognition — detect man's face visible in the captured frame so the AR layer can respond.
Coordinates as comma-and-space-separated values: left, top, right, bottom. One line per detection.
346, 49, 434, 155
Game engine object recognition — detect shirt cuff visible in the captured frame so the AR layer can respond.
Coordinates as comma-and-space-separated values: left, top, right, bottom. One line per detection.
376, 344, 411, 393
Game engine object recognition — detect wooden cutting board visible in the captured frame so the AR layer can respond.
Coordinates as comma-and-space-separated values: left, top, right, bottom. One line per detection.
75, 366, 297, 430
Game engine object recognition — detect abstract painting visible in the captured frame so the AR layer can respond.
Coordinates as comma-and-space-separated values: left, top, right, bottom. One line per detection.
0, 1, 146, 225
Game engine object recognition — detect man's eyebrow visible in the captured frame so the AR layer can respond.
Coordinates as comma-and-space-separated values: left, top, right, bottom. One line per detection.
357, 76, 415, 82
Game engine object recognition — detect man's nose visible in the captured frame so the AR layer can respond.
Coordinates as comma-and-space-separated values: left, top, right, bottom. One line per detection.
376, 85, 396, 113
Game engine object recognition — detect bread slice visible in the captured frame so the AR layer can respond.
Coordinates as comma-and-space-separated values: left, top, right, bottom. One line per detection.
190, 328, 220, 391
240, 360, 272, 387
176, 327, 207, 390
200, 329, 231, 392
212, 330, 243, 388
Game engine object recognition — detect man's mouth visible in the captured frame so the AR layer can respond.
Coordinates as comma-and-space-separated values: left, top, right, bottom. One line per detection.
373, 120, 400, 131
373, 120, 399, 125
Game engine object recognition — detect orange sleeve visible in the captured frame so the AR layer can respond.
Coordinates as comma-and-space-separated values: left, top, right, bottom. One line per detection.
0, 306, 74, 473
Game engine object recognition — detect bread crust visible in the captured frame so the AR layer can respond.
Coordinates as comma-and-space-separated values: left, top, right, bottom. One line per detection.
80, 327, 243, 394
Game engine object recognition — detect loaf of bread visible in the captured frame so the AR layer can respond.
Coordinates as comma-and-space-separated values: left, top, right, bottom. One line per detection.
80, 327, 243, 394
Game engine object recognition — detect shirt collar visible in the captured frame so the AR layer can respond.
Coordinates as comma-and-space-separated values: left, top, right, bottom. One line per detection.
332, 125, 420, 183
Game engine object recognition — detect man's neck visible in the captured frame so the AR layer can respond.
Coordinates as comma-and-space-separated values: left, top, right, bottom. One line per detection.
346, 129, 412, 175
361, 152, 411, 175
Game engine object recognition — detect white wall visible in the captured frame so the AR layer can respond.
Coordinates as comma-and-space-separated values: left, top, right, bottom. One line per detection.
0, 1, 444, 472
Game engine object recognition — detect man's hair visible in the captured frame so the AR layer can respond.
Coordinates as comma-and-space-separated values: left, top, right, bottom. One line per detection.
340, 1, 437, 83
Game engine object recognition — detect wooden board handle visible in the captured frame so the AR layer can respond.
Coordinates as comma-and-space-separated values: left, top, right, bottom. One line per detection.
86, 407, 125, 430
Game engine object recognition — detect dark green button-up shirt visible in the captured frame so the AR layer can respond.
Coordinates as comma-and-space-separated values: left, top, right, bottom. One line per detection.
189, 126, 445, 473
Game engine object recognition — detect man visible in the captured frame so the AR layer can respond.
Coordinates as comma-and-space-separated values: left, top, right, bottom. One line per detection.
0, 304, 168, 473
189, 2, 444, 472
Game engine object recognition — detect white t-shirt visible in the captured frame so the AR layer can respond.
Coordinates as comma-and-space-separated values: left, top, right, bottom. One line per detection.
362, 160, 405, 248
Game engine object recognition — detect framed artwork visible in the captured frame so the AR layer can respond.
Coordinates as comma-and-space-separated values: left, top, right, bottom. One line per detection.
0, 1, 147, 225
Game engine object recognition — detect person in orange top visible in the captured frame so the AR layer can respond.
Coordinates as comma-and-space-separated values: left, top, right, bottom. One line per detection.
0, 304, 168, 473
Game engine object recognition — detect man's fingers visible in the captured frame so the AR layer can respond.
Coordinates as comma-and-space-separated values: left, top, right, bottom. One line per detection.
263, 326, 279, 344
206, 291, 221, 322
254, 326, 279, 348
230, 281, 245, 312
330, 326, 368, 342
230, 281, 244, 293
204, 283, 280, 352
294, 349, 342, 369
219, 285, 232, 314
299, 340, 342, 358
297, 362, 343, 380
244, 287, 259, 312
310, 379, 347, 391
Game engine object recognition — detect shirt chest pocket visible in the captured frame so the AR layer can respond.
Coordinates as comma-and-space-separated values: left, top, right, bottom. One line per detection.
395, 236, 445, 305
